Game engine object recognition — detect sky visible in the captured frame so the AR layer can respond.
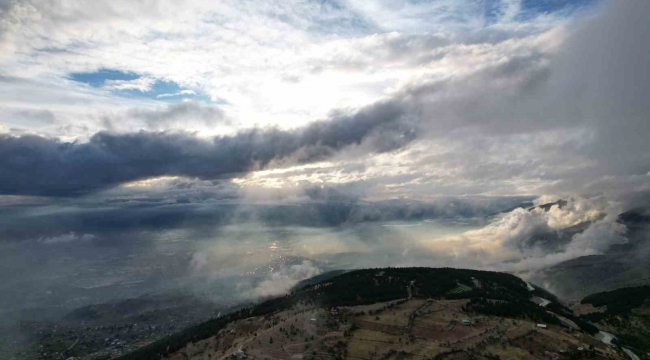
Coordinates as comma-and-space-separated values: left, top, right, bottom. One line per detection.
0, 0, 650, 310
0, 0, 647, 202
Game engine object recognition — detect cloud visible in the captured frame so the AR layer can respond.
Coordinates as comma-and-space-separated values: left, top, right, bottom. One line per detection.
0, 0, 589, 137
233, 0, 650, 203
0, 0, 648, 256
190, 252, 209, 273
567, 219, 627, 254
156, 90, 196, 98
37, 231, 95, 245
128, 101, 227, 130
103, 77, 156, 92
2, 0, 650, 328
0, 0, 647, 214
411, 196, 628, 273
0, 97, 415, 196
15, 109, 56, 124
341, 0, 588, 33
252, 260, 322, 297
0, 181, 532, 243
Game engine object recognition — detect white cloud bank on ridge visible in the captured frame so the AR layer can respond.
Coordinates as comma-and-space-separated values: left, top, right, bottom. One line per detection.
252, 260, 323, 297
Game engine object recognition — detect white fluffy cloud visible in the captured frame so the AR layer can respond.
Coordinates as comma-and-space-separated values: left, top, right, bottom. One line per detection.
225, 0, 650, 203
252, 260, 322, 297
0, 0, 577, 137
412, 196, 627, 273
103, 77, 156, 92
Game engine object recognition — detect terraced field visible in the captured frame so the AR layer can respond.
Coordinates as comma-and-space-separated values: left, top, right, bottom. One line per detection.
447, 284, 472, 295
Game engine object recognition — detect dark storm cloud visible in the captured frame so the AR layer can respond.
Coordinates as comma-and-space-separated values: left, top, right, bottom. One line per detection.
548, 0, 650, 178
0, 100, 414, 196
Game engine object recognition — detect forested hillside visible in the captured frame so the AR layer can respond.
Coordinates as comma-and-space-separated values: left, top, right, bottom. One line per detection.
580, 286, 650, 354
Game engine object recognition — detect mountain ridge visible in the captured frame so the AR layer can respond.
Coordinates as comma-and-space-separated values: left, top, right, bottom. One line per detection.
112, 267, 630, 360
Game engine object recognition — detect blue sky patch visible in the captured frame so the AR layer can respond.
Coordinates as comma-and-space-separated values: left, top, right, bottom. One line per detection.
479, 0, 598, 25
69, 68, 139, 87
517, 0, 597, 21
68, 68, 210, 102
483, 0, 507, 26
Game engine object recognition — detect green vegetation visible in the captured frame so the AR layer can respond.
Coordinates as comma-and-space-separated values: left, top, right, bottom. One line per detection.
568, 316, 599, 335
581, 286, 650, 320
465, 297, 561, 326
536, 300, 600, 335
448, 285, 472, 294
303, 267, 530, 307
580, 286, 650, 354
